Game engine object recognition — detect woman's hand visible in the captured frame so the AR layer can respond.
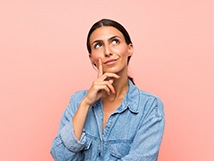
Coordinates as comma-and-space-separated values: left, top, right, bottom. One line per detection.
83, 58, 120, 106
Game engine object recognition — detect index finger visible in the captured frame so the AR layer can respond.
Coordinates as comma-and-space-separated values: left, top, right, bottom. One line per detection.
97, 58, 103, 78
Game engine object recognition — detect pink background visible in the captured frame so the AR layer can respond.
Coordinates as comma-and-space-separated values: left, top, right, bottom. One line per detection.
1, 0, 214, 160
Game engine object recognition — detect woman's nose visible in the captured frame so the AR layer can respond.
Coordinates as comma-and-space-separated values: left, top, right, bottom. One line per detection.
104, 45, 112, 57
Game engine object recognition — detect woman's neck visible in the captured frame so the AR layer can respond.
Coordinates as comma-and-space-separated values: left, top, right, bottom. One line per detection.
102, 72, 129, 102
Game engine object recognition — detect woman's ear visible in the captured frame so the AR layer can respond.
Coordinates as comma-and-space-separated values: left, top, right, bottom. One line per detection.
89, 54, 97, 67
128, 43, 133, 57
89, 54, 93, 64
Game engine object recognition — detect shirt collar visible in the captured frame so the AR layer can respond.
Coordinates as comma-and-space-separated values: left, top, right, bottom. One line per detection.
92, 80, 140, 114
114, 80, 140, 114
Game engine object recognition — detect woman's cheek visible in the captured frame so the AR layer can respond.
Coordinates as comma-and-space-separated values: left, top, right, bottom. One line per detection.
90, 54, 100, 65
119, 43, 131, 54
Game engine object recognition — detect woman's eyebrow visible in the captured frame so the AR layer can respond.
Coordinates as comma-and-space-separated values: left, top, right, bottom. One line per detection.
91, 35, 121, 45
108, 36, 121, 41
91, 39, 102, 46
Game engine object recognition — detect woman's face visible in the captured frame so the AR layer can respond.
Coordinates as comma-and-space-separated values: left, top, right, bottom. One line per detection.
89, 26, 133, 75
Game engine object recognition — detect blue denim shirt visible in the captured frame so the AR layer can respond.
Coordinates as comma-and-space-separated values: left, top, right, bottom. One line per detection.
50, 81, 165, 161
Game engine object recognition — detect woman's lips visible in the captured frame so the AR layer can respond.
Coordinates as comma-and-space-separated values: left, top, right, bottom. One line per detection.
104, 59, 118, 65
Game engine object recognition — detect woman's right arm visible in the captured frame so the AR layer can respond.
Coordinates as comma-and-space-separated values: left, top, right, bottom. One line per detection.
50, 59, 120, 161
50, 91, 89, 161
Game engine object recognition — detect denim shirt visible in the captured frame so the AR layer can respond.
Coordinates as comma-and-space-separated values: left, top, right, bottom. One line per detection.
50, 81, 165, 161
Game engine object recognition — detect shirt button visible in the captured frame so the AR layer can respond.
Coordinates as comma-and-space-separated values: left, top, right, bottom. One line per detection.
98, 152, 101, 157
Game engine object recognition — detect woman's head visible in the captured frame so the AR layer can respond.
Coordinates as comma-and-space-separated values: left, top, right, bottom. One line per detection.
87, 19, 133, 65
87, 19, 135, 84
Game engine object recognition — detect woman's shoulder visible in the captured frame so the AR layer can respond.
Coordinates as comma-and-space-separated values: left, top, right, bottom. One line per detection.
69, 90, 88, 100
129, 80, 162, 102
139, 88, 162, 101
131, 84, 161, 101
133, 86, 164, 117
66, 90, 88, 112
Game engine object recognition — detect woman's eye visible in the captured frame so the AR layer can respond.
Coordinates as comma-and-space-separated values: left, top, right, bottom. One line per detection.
94, 43, 102, 49
112, 39, 119, 45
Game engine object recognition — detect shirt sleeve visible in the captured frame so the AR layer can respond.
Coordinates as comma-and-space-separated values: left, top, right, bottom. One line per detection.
50, 91, 88, 161
119, 97, 165, 161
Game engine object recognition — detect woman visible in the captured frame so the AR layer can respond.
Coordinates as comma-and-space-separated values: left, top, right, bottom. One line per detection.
50, 19, 165, 161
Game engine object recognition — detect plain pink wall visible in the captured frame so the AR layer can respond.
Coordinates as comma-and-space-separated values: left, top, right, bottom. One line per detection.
0, 0, 214, 160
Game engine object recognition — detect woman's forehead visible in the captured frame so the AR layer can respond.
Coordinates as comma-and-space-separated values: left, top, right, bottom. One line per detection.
90, 26, 124, 42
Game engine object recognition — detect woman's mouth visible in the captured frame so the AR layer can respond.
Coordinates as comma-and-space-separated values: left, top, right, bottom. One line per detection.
104, 58, 118, 65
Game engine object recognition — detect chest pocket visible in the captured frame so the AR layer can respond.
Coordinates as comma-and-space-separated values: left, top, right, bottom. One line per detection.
110, 142, 131, 159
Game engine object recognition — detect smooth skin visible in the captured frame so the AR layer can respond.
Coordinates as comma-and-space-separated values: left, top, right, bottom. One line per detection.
72, 26, 133, 140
